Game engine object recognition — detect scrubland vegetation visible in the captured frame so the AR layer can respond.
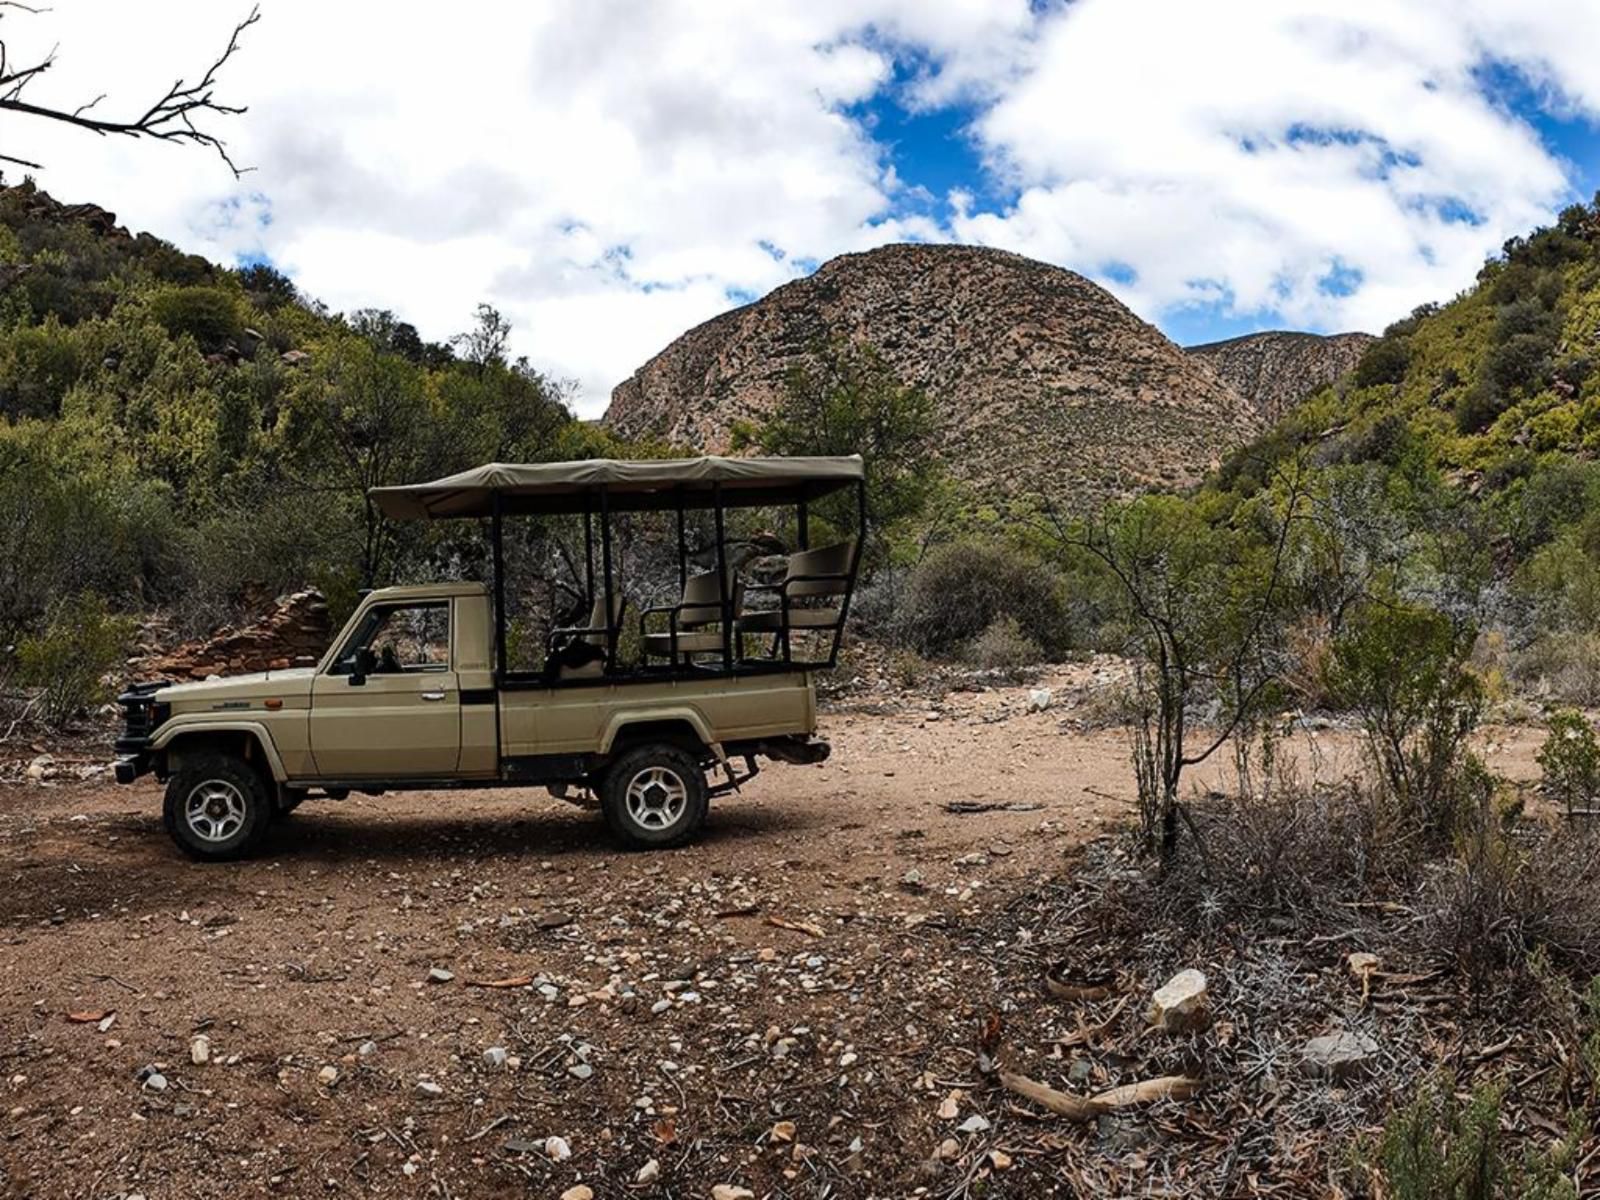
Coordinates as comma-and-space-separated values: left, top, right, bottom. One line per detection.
12, 177, 1600, 1191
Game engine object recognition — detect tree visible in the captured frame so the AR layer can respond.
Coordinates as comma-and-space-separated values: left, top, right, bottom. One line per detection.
452, 303, 511, 378
285, 337, 429, 588
1049, 462, 1308, 862
0, 4, 260, 175
734, 339, 939, 562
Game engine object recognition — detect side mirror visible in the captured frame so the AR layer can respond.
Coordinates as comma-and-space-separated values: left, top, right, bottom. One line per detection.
350, 646, 377, 686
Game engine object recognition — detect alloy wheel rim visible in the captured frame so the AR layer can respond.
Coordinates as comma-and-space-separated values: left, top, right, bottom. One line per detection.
184, 779, 247, 843
624, 765, 688, 830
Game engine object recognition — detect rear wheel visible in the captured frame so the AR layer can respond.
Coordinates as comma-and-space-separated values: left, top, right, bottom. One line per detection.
600, 743, 709, 849
163, 752, 273, 861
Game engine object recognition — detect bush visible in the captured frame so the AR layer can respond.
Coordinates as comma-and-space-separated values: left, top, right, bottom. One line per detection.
892, 541, 1067, 659
1327, 603, 1483, 843
969, 614, 1043, 672
1537, 709, 1600, 816
1377, 1073, 1506, 1200
1353, 334, 1412, 388
1374, 1070, 1579, 1199
1422, 759, 1536, 980
0, 318, 82, 419
1454, 378, 1508, 434
150, 286, 243, 352
16, 592, 134, 728
1508, 633, 1600, 705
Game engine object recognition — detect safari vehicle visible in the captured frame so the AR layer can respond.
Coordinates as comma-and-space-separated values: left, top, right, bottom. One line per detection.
114, 455, 865, 860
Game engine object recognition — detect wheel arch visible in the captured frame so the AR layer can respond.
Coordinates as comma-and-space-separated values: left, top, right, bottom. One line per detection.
153, 722, 287, 783
600, 709, 716, 758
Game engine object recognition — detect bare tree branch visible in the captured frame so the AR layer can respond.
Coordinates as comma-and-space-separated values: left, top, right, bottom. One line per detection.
0, 4, 258, 177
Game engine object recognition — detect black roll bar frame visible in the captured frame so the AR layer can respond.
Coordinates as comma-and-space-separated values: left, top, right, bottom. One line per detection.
488, 474, 867, 690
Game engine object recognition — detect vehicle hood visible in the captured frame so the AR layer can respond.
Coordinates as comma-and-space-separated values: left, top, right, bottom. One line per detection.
157, 667, 316, 707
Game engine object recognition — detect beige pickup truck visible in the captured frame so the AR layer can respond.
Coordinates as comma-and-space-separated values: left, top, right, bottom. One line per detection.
115, 455, 864, 861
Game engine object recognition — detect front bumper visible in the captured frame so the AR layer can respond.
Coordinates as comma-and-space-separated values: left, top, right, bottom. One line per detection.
114, 753, 152, 784
113, 681, 170, 784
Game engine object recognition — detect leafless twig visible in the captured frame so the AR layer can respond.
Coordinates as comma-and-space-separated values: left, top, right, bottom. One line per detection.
0, 4, 259, 176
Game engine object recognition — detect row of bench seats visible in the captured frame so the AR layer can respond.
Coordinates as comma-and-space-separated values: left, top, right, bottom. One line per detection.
549, 540, 855, 676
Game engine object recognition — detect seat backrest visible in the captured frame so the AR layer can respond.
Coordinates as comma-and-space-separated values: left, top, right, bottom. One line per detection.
679, 570, 741, 628
580, 589, 626, 648
785, 540, 856, 599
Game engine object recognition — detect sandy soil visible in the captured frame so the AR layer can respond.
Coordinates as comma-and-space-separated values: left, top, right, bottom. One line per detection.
0, 672, 1553, 1199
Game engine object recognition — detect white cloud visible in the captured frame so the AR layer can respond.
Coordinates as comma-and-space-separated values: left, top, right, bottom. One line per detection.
1, 1, 1597, 414
953, 0, 1576, 334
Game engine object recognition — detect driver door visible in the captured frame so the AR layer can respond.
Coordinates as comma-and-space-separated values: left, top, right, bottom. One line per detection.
310, 599, 462, 777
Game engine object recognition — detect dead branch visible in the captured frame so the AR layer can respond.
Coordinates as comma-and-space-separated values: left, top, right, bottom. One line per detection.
998, 1068, 1203, 1122
0, 5, 259, 176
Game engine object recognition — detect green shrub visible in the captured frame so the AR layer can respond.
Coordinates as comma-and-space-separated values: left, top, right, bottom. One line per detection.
1327, 603, 1483, 842
150, 286, 243, 352
1454, 377, 1508, 434
0, 317, 82, 419
1377, 1074, 1506, 1200
1375, 1070, 1578, 1200
1537, 709, 1600, 816
892, 541, 1067, 660
969, 614, 1043, 672
17, 592, 134, 728
1352, 334, 1412, 388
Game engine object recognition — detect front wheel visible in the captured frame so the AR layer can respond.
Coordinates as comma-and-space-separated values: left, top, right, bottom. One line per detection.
163, 752, 273, 861
600, 744, 709, 849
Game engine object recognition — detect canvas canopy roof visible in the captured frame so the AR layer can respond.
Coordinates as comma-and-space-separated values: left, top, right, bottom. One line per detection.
369, 454, 865, 519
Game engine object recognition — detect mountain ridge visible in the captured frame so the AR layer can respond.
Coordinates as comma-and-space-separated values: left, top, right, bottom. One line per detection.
1186, 329, 1376, 421
606, 242, 1273, 511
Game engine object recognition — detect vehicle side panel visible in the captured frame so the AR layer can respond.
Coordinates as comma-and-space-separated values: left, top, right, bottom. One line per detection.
498, 672, 814, 757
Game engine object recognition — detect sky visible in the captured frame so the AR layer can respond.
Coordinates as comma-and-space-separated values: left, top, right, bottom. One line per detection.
5, 1, 1600, 416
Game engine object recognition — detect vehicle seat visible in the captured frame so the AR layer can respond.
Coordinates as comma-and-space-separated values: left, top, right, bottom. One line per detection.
735, 540, 856, 638
641, 570, 742, 664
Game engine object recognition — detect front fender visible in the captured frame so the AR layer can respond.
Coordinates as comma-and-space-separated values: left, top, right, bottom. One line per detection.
150, 719, 289, 782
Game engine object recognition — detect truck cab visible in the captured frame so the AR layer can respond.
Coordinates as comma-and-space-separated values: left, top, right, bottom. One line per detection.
115, 455, 862, 861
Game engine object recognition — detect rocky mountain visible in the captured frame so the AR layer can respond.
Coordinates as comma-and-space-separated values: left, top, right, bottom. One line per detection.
605, 244, 1266, 512
1186, 330, 1375, 422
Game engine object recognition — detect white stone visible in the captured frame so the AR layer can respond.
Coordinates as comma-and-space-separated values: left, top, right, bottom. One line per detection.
545, 1135, 572, 1161
189, 1035, 211, 1065
636, 1158, 660, 1184
1149, 968, 1209, 1033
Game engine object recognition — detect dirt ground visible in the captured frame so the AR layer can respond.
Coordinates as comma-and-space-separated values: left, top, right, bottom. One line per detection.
0, 670, 1555, 1199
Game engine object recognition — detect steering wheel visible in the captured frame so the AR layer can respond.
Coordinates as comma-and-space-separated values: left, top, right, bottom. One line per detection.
377, 643, 402, 674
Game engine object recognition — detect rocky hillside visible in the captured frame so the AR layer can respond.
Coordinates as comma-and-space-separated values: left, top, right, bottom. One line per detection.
1187, 330, 1375, 421
605, 244, 1265, 511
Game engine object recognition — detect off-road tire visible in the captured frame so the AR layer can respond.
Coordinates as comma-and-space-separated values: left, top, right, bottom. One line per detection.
600, 743, 709, 849
163, 752, 273, 862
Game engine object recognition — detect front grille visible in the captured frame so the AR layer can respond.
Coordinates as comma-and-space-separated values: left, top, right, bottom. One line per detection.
116, 682, 170, 749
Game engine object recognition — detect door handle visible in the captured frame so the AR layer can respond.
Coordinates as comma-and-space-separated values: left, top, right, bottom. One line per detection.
421, 690, 447, 702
